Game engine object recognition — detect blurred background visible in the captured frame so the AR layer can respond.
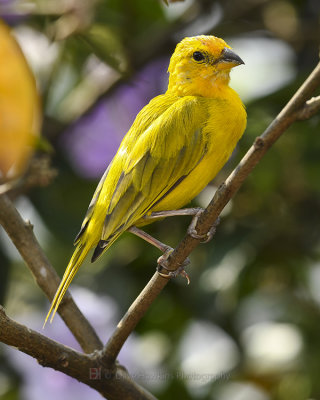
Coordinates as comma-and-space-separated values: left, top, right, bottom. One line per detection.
0, 0, 320, 399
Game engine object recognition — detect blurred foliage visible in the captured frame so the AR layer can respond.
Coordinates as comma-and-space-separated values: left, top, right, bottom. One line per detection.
0, 0, 320, 400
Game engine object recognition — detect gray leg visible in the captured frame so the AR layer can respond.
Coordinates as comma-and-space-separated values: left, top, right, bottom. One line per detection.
127, 226, 170, 253
142, 207, 203, 222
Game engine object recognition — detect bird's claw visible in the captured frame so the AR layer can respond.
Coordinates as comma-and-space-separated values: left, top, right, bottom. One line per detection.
187, 211, 220, 243
157, 247, 190, 284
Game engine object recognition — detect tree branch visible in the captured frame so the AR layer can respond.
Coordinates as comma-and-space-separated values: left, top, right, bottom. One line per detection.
0, 306, 156, 400
0, 193, 103, 353
101, 60, 320, 364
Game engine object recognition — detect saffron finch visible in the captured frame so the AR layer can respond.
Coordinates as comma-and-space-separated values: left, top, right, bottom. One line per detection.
45, 35, 247, 324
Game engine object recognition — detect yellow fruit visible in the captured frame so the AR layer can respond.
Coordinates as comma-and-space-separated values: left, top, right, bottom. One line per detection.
0, 20, 41, 180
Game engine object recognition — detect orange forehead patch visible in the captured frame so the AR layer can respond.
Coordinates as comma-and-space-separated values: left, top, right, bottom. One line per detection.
177, 35, 230, 57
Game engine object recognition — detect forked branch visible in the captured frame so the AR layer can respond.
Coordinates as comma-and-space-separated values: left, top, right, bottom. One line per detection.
0, 306, 156, 400
0, 60, 319, 399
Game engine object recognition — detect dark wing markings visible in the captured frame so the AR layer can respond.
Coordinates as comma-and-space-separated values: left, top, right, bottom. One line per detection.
73, 163, 112, 244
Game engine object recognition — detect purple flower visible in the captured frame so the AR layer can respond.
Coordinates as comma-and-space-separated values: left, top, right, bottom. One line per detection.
0, 0, 29, 24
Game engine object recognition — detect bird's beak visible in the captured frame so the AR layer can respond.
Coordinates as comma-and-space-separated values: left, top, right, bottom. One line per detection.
216, 47, 244, 69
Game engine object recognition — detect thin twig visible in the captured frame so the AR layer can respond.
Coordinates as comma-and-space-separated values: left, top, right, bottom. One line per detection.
101, 61, 320, 364
0, 306, 156, 400
0, 194, 102, 353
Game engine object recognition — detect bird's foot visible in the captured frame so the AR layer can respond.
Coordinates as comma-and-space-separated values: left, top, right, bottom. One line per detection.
157, 247, 190, 284
187, 211, 220, 243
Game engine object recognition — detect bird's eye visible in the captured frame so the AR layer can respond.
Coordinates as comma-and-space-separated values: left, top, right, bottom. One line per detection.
192, 51, 205, 62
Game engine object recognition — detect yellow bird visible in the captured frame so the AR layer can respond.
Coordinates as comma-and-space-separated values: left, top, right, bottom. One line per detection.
45, 35, 247, 324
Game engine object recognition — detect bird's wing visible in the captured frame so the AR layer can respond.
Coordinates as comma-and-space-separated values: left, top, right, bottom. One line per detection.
74, 94, 178, 245
91, 96, 209, 260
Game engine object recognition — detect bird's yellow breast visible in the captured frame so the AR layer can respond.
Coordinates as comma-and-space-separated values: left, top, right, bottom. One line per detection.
151, 87, 246, 212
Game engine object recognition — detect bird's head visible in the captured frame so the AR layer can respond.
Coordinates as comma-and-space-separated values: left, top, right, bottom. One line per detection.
167, 35, 244, 97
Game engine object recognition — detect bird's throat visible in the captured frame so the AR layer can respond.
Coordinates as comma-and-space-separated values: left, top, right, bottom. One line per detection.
167, 69, 231, 98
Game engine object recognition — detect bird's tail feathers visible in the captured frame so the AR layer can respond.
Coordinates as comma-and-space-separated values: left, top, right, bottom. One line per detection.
43, 241, 90, 327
